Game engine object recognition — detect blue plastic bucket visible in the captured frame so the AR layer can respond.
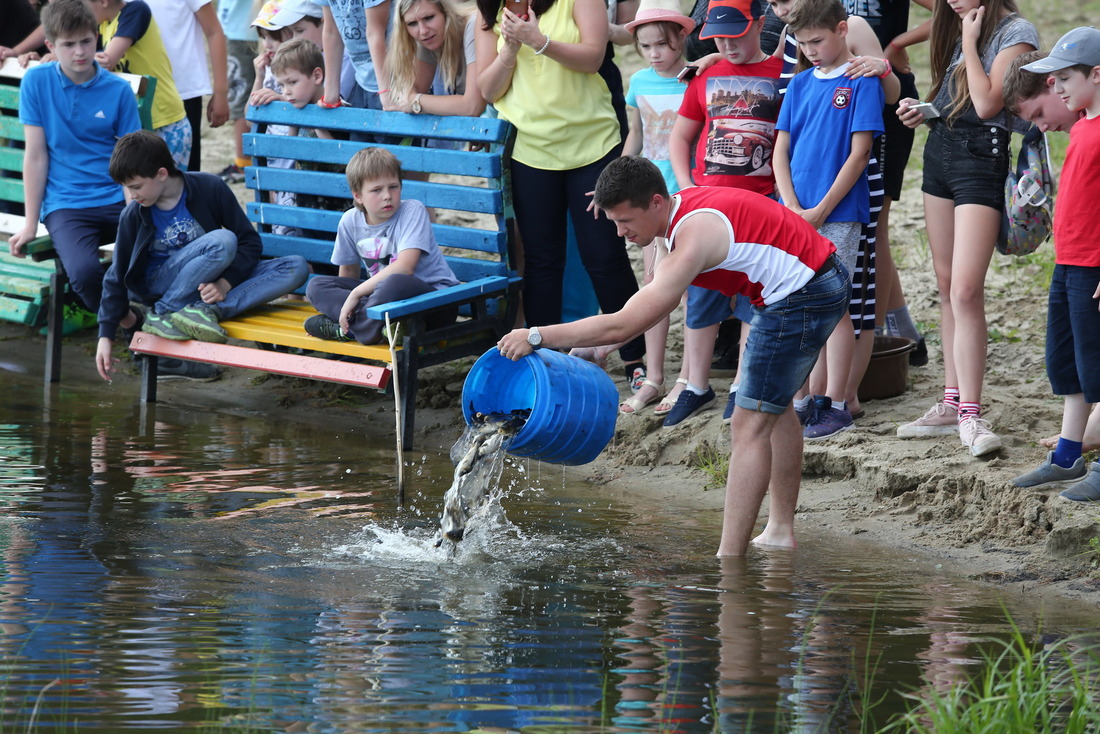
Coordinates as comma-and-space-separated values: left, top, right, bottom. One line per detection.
461, 348, 619, 465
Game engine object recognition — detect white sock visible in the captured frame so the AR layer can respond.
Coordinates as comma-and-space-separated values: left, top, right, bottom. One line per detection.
686, 382, 708, 395
795, 395, 812, 409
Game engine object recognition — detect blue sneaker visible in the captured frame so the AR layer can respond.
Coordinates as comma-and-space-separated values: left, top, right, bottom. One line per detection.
662, 386, 716, 427
803, 404, 854, 440
723, 388, 736, 422
797, 395, 830, 426
1059, 463, 1100, 502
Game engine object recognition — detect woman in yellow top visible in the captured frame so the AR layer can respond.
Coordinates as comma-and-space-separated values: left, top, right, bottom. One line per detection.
475, 0, 645, 379
90, 0, 191, 169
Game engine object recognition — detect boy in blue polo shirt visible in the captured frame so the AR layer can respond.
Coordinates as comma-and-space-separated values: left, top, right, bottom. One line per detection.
6, 0, 141, 322
773, 0, 882, 440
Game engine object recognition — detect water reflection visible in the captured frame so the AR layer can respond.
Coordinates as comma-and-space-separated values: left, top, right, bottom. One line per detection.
0, 378, 1096, 731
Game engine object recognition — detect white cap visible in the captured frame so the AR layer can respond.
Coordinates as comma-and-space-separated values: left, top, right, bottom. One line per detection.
251, 0, 323, 31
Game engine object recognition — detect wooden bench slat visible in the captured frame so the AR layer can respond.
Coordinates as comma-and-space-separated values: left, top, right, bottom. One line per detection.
246, 102, 511, 143
247, 202, 507, 255
243, 133, 503, 179
247, 168, 503, 214
0, 146, 23, 173
218, 302, 396, 360
364, 275, 515, 319
129, 332, 391, 389
0, 116, 22, 143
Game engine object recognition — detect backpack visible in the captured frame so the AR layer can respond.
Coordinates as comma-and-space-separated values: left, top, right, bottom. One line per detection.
996, 125, 1055, 257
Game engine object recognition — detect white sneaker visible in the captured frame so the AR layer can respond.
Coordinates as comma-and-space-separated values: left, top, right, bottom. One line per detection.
959, 416, 1002, 457
897, 402, 959, 438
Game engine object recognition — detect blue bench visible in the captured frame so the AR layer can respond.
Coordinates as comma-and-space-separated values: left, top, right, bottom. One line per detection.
128, 102, 521, 447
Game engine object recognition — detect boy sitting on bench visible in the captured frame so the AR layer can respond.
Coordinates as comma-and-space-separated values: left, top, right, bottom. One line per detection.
304, 147, 459, 344
95, 130, 310, 381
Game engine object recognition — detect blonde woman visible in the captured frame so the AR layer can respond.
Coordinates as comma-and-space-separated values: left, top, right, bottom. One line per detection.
387, 0, 486, 116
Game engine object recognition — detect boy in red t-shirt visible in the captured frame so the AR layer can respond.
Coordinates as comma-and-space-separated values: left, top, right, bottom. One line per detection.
1012, 28, 1100, 501
660, 0, 785, 427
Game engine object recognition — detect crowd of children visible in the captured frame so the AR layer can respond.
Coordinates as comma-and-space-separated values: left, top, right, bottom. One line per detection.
2, 0, 1099, 550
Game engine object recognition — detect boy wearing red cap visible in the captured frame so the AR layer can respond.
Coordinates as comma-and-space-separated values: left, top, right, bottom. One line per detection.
659, 0, 783, 428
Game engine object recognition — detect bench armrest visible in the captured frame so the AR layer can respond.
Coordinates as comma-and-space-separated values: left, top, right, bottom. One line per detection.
365, 276, 516, 320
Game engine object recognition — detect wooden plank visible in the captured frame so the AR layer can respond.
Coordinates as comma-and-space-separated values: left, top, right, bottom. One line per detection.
0, 297, 40, 325
248, 167, 502, 213
0, 214, 49, 239
247, 202, 506, 256
128, 332, 392, 389
217, 303, 397, 360
365, 276, 513, 319
246, 102, 511, 144
243, 133, 503, 179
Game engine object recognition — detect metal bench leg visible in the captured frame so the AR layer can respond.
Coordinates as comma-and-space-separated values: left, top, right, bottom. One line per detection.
140, 355, 158, 403
44, 270, 65, 383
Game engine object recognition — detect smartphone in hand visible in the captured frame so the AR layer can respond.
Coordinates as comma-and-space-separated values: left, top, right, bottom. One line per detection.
505, 0, 529, 19
909, 102, 940, 120
677, 65, 698, 82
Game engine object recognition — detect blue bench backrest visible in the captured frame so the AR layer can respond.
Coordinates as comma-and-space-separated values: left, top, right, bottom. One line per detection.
242, 103, 517, 285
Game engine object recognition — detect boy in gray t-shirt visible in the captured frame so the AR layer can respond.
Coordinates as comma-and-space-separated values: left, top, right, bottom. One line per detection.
304, 147, 459, 344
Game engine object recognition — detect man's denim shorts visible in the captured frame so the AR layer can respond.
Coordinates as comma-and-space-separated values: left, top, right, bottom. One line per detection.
921, 120, 1009, 209
735, 256, 852, 415
1046, 264, 1100, 404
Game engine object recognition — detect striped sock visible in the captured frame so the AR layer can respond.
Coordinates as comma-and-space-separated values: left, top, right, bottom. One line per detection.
943, 388, 960, 412
958, 401, 981, 421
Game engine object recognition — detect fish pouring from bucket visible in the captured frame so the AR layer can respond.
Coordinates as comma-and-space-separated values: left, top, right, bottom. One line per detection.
437, 412, 528, 544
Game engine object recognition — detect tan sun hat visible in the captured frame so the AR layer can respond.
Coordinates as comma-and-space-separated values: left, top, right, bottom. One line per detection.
624, 0, 696, 34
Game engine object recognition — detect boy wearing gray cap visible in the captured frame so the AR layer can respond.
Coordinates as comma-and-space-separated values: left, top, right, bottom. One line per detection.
1012, 28, 1100, 501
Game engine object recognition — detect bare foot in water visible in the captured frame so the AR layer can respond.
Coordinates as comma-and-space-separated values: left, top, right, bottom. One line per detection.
750, 531, 796, 550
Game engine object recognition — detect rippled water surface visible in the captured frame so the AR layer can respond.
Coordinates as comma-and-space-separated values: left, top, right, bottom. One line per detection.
0, 375, 1096, 732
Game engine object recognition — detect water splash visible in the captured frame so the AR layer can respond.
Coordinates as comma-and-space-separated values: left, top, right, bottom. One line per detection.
437, 412, 527, 544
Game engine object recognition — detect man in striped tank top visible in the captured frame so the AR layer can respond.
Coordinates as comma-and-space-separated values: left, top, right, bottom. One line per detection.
496, 156, 852, 556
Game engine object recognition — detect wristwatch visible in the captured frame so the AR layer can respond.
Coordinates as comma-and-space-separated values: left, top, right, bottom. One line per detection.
411, 93, 423, 114
527, 326, 542, 347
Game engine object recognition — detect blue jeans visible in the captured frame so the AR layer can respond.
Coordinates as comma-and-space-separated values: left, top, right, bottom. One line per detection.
147, 229, 308, 317
735, 257, 852, 415
1046, 264, 1100, 404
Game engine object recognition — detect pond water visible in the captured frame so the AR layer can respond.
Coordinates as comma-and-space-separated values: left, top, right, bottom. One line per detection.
0, 372, 1096, 732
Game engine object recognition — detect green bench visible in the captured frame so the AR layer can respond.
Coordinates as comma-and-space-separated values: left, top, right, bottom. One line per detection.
0, 57, 155, 381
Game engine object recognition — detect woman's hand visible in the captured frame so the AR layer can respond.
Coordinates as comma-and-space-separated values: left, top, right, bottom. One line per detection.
961, 6, 984, 50
884, 41, 910, 75
845, 55, 888, 79
499, 8, 544, 50
896, 97, 925, 129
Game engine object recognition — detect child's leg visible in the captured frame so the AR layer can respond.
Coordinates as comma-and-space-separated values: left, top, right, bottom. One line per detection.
924, 193, 958, 391
147, 230, 238, 314
351, 274, 439, 345
948, 203, 999, 409
42, 202, 125, 312
305, 275, 362, 323
217, 255, 309, 318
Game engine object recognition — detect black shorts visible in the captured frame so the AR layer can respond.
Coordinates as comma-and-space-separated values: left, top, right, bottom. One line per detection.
920, 120, 1009, 210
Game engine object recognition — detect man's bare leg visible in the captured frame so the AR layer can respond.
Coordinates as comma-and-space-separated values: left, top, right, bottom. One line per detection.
718, 405, 790, 556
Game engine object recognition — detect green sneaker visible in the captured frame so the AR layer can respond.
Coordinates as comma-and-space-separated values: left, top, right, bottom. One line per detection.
304, 314, 351, 342
170, 304, 227, 344
142, 312, 190, 340
39, 304, 98, 336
